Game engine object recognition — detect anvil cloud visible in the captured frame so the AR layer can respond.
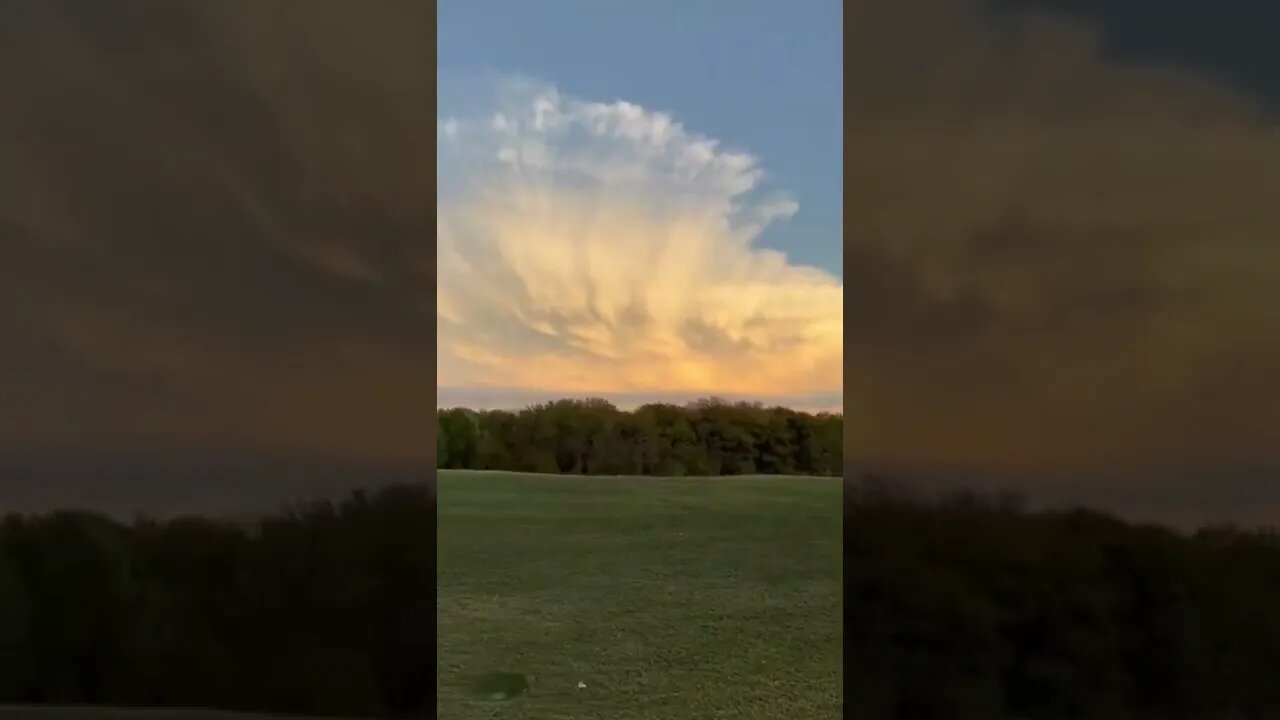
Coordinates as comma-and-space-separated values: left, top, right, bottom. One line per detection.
437, 78, 843, 404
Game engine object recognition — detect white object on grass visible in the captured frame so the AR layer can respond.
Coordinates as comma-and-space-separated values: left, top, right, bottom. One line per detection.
577, 681, 587, 689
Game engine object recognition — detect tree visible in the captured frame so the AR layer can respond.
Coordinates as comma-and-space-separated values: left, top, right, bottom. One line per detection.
437, 397, 844, 477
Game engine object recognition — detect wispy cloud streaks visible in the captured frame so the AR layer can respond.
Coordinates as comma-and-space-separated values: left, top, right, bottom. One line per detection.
437, 78, 843, 404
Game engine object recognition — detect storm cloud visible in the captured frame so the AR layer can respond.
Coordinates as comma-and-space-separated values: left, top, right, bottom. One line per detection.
437, 76, 843, 406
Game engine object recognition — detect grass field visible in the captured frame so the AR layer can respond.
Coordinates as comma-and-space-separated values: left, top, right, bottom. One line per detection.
437, 470, 842, 720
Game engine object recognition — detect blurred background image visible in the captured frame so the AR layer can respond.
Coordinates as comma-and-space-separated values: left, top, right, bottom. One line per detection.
847, 1, 1280, 717
0, 3, 434, 717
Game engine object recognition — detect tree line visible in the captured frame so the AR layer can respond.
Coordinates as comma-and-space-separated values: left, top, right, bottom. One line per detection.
0, 482, 433, 718
437, 398, 843, 476
848, 476, 1280, 719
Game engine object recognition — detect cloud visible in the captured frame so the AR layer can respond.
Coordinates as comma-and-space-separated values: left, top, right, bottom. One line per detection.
0, 2, 433, 464
848, 0, 1280, 475
437, 77, 843, 402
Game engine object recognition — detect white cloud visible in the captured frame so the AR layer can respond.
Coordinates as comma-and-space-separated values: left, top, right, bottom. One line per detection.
437, 78, 842, 399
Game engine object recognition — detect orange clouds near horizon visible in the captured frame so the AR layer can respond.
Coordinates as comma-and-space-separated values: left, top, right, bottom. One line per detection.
437, 77, 843, 403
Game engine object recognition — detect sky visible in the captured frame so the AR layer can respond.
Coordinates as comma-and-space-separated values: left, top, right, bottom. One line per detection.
848, 0, 1280, 525
0, 1, 434, 489
4, 0, 1279, 525
437, 0, 843, 412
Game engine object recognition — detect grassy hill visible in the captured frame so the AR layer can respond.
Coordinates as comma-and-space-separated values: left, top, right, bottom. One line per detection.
436, 470, 842, 719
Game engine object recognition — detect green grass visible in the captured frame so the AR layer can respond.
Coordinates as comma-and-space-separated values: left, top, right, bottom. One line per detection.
437, 470, 843, 720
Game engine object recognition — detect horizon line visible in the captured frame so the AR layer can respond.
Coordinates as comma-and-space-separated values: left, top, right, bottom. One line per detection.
437, 386, 843, 414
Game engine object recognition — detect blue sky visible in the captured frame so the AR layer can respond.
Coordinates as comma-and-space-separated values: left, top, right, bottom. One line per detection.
438, 0, 843, 278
